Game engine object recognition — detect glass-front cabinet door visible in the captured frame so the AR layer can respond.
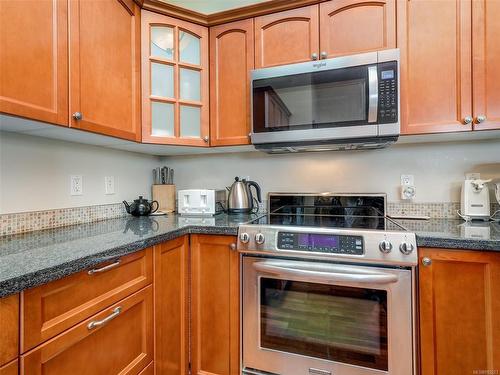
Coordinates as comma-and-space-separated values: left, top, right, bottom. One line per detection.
141, 11, 209, 146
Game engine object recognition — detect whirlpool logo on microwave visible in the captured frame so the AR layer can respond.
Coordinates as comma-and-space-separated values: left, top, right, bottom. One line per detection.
313, 62, 327, 68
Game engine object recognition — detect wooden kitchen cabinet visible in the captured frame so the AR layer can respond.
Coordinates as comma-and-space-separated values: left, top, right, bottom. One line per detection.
472, 0, 500, 130
210, 19, 254, 146
254, 5, 319, 68
141, 10, 209, 146
68, 0, 141, 141
0, 360, 18, 375
22, 248, 152, 352
419, 248, 500, 375
21, 286, 153, 375
319, 0, 396, 59
154, 236, 189, 375
0, 294, 19, 366
0, 0, 68, 125
397, 0, 473, 135
190, 235, 240, 375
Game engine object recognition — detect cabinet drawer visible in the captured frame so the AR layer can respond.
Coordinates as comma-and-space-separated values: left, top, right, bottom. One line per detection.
0, 360, 18, 375
0, 294, 19, 366
21, 286, 153, 375
22, 248, 152, 352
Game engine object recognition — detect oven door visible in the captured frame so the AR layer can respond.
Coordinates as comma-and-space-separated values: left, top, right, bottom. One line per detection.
242, 257, 414, 375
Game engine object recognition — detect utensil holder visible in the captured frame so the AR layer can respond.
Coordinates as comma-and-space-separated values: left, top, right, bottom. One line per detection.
152, 184, 176, 213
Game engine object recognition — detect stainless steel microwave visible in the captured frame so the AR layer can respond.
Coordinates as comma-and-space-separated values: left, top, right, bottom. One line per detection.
251, 49, 400, 153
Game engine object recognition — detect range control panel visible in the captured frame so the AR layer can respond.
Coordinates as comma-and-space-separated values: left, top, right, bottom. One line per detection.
277, 231, 364, 255
378, 61, 398, 124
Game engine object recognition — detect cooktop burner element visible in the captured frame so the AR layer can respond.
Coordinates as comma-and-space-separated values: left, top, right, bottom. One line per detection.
238, 193, 417, 266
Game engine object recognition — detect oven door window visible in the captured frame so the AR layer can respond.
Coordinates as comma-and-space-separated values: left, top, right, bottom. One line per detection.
260, 277, 388, 371
253, 65, 370, 133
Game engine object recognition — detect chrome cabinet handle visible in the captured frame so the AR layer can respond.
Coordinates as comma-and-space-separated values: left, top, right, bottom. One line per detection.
87, 260, 121, 275
311, 53, 318, 60
476, 115, 487, 123
463, 116, 473, 125
87, 307, 121, 330
203, 135, 209, 143
422, 257, 432, 267
320, 51, 328, 59
72, 112, 83, 121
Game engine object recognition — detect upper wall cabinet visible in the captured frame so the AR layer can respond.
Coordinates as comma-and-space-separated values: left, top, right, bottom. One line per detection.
472, 0, 500, 131
319, 0, 396, 59
397, 0, 473, 134
0, 0, 68, 126
69, 0, 141, 141
210, 19, 254, 146
141, 11, 209, 146
254, 6, 319, 68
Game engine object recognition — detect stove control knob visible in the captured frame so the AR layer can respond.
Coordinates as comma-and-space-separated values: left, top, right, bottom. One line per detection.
255, 233, 266, 245
400, 242, 415, 255
379, 240, 393, 253
239, 232, 250, 244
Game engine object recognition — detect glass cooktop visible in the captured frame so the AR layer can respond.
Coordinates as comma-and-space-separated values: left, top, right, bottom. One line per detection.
247, 194, 407, 231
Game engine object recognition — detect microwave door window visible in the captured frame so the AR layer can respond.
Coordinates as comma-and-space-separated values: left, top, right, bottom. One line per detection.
253, 65, 370, 133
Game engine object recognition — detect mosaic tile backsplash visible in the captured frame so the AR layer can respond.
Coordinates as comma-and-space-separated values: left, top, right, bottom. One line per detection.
1, 202, 499, 236
0, 203, 127, 236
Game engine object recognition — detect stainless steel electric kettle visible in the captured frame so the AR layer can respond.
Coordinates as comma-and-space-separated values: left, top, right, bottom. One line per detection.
227, 177, 262, 214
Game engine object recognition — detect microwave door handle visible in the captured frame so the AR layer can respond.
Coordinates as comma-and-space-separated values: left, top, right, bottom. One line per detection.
254, 261, 398, 285
368, 65, 378, 123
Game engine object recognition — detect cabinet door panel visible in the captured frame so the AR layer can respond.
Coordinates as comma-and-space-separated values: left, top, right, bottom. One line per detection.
191, 235, 239, 375
21, 286, 153, 375
210, 19, 254, 146
0, 0, 68, 125
154, 237, 189, 375
419, 249, 500, 375
319, 0, 395, 58
0, 294, 19, 366
254, 6, 319, 68
472, 0, 500, 130
0, 360, 18, 375
397, 0, 472, 134
69, 0, 141, 141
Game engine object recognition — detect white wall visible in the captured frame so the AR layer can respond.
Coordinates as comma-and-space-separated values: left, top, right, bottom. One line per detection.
163, 139, 500, 203
0, 132, 161, 214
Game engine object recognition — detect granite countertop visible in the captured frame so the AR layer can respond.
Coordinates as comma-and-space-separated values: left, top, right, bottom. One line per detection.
1, 214, 499, 298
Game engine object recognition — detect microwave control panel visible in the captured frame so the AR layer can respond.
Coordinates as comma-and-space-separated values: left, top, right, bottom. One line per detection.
277, 232, 364, 255
378, 61, 398, 124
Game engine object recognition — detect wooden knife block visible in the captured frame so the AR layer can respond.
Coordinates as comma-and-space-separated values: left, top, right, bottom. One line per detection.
152, 184, 176, 213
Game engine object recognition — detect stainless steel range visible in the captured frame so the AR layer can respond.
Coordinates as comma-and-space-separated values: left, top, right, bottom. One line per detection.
238, 194, 417, 375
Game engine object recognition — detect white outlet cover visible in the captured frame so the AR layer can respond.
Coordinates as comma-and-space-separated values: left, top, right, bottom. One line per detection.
401, 185, 416, 200
105, 176, 115, 195
400, 174, 415, 186
465, 173, 481, 180
70, 175, 83, 196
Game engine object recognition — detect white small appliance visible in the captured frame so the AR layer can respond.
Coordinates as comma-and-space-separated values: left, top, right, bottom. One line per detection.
460, 178, 491, 221
177, 189, 226, 216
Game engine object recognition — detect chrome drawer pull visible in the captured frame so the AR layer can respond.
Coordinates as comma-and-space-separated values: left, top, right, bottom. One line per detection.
87, 260, 121, 275
87, 307, 122, 330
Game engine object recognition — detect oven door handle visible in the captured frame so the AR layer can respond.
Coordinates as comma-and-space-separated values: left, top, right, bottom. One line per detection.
254, 261, 398, 285
368, 65, 378, 123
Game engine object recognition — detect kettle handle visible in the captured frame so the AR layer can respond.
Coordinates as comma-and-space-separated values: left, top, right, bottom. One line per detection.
247, 181, 262, 203
150, 200, 159, 214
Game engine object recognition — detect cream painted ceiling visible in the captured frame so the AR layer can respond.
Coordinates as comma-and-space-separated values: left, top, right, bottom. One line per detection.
159, 0, 272, 14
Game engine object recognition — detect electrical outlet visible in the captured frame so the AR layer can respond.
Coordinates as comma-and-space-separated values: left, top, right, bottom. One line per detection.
70, 175, 83, 196
400, 174, 414, 186
104, 176, 115, 195
401, 185, 416, 200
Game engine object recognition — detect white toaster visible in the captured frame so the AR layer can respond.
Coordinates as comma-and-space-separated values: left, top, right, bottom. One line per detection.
177, 189, 226, 216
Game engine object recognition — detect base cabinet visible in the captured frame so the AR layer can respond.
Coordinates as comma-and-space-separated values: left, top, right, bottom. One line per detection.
419, 248, 500, 375
21, 286, 153, 375
0, 294, 19, 367
154, 237, 189, 375
0, 360, 18, 375
190, 235, 240, 375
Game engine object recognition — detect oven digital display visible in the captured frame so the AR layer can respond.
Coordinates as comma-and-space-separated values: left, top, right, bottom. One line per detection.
297, 233, 338, 248
381, 70, 395, 79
